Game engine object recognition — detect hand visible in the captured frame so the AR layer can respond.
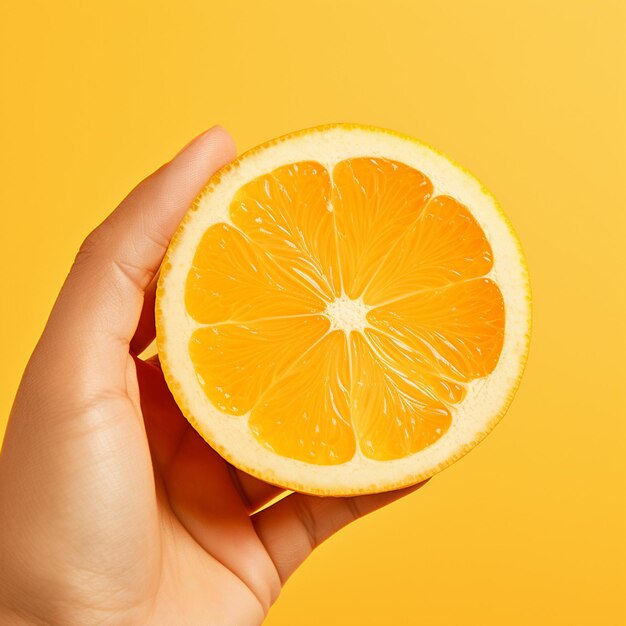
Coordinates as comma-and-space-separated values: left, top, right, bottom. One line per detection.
0, 126, 426, 625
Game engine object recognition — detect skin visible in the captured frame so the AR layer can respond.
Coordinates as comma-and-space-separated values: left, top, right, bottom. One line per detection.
0, 126, 426, 625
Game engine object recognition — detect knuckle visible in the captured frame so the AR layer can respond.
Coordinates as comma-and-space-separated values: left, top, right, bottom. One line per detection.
74, 220, 115, 266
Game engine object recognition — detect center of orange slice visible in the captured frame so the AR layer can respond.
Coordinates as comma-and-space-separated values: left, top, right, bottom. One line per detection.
325, 295, 369, 333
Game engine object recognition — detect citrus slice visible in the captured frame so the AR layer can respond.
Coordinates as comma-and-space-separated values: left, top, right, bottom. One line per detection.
156, 124, 531, 496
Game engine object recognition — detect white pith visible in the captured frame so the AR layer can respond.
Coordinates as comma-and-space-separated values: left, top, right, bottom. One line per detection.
156, 125, 531, 495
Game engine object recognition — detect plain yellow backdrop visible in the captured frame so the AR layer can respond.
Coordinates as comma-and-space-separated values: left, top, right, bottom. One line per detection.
1, 1, 625, 624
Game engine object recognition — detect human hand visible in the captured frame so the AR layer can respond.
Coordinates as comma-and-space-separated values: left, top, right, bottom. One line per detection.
0, 126, 426, 625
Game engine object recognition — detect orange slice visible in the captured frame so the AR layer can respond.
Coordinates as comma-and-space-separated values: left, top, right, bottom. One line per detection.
156, 124, 531, 495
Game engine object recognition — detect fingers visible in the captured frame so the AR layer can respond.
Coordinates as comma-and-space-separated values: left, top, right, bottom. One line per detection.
231, 468, 285, 512
165, 427, 281, 612
252, 481, 429, 583
138, 356, 285, 513
36, 126, 236, 393
138, 366, 281, 609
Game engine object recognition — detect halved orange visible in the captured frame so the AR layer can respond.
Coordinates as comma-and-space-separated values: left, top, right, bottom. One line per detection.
156, 124, 531, 495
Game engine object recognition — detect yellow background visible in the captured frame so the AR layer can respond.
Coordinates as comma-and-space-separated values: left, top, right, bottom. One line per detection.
1, 1, 625, 624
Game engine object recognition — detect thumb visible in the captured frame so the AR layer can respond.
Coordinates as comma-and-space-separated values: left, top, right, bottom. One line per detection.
37, 125, 236, 393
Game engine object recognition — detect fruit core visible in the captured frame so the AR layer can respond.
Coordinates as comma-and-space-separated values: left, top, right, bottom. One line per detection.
325, 295, 370, 334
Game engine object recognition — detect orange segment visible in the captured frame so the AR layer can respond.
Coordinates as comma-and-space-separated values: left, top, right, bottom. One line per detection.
229, 161, 340, 301
249, 331, 355, 465
189, 316, 330, 415
332, 157, 433, 298
185, 222, 325, 323
350, 332, 452, 461
364, 328, 467, 405
368, 279, 505, 382
364, 195, 494, 306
